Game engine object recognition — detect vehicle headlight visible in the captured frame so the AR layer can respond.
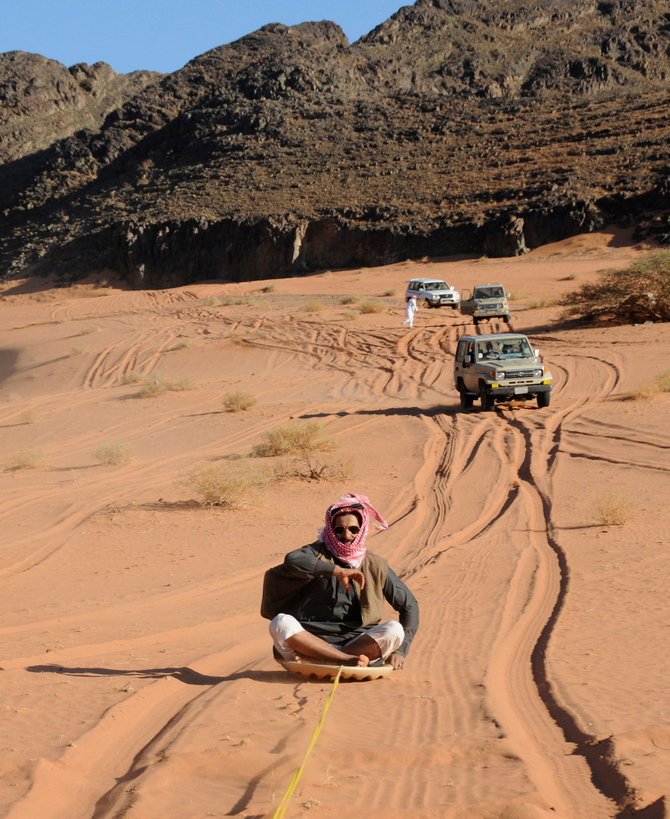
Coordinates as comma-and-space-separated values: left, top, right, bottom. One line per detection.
534, 369, 543, 378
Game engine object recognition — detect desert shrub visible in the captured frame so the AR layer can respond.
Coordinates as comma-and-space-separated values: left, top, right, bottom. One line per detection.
274, 454, 353, 482
5, 449, 48, 470
70, 346, 89, 356
359, 300, 386, 314
260, 284, 276, 293
170, 377, 199, 392
121, 371, 144, 384
253, 420, 335, 458
381, 289, 398, 297
341, 295, 359, 305
137, 373, 198, 397
560, 250, 670, 324
21, 407, 41, 424
172, 338, 193, 350
95, 443, 134, 465
301, 299, 325, 313
626, 369, 670, 400
597, 493, 634, 526
77, 324, 101, 336
181, 462, 267, 508
138, 374, 170, 397
527, 297, 560, 309
223, 391, 257, 413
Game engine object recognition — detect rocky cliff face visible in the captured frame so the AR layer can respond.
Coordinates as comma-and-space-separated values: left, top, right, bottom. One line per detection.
0, 1, 668, 286
0, 52, 161, 163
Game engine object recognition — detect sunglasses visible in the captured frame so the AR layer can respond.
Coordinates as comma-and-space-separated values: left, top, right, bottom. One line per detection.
333, 525, 360, 535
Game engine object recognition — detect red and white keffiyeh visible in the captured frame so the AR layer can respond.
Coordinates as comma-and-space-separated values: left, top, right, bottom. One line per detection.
320, 492, 389, 568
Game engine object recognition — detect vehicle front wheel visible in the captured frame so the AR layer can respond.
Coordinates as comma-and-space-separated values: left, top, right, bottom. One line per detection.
537, 391, 551, 408
473, 317, 479, 326
480, 385, 495, 411
459, 386, 474, 409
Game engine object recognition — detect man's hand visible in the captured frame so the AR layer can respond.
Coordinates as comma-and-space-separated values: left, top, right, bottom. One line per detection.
333, 566, 365, 591
388, 652, 405, 671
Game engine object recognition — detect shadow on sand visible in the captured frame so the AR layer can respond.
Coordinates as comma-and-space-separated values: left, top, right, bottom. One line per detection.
26, 663, 287, 685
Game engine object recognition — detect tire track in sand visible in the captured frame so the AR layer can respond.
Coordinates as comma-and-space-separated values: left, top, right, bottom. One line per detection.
494, 347, 647, 815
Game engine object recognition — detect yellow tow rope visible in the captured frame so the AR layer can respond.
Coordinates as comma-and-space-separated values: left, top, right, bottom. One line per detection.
272, 666, 343, 818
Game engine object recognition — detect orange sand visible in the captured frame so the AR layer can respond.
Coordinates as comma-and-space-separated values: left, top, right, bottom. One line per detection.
1, 230, 669, 818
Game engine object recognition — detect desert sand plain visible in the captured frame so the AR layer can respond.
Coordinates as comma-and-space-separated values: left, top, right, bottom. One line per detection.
1, 230, 669, 819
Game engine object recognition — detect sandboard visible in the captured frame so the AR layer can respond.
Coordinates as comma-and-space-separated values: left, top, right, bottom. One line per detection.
278, 658, 393, 681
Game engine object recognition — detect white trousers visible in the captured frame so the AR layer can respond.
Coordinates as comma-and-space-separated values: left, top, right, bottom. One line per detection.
269, 613, 405, 660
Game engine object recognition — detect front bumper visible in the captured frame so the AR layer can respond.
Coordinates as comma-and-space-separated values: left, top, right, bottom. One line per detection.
488, 382, 552, 397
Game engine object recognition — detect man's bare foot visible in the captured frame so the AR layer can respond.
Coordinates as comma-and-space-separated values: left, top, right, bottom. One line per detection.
288, 653, 369, 667
344, 654, 370, 667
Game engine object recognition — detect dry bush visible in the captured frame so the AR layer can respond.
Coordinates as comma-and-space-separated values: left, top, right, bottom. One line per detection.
253, 421, 335, 458
560, 250, 670, 324
597, 493, 634, 526
172, 338, 193, 350
137, 373, 198, 397
121, 371, 144, 384
274, 454, 353, 482
70, 346, 89, 356
344, 310, 360, 320
260, 284, 276, 293
5, 449, 48, 471
359, 300, 386, 314
181, 462, 267, 508
527, 297, 560, 309
95, 443, 134, 465
626, 370, 670, 400
302, 299, 325, 313
381, 289, 398, 297
170, 377, 199, 392
77, 324, 101, 336
341, 295, 359, 305
138, 374, 170, 397
21, 407, 41, 424
223, 391, 257, 413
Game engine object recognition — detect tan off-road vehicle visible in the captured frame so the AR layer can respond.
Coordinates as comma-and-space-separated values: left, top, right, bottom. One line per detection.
454, 333, 552, 410
459, 283, 510, 325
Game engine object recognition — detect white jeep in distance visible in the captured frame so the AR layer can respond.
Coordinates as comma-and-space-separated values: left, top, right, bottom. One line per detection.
454, 333, 552, 410
406, 278, 460, 308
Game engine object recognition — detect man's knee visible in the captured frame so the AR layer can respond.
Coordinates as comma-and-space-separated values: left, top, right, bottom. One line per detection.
364, 620, 405, 658
384, 620, 405, 653
269, 613, 303, 644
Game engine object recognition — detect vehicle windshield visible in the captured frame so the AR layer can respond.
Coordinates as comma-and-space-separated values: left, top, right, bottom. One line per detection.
474, 286, 505, 299
476, 337, 533, 360
424, 281, 448, 291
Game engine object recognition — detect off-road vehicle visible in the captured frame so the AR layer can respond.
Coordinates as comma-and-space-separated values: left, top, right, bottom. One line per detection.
406, 278, 460, 308
460, 283, 510, 324
454, 333, 552, 410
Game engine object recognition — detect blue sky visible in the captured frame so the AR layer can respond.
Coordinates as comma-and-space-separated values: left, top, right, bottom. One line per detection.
0, 1, 407, 75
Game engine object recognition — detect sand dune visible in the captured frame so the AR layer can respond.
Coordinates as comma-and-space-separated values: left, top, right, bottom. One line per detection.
1, 231, 669, 818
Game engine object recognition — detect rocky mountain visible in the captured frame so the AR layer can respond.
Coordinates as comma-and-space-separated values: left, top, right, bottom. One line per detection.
1, 0, 668, 287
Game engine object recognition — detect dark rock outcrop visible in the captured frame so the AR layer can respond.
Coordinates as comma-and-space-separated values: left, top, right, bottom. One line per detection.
1, 1, 669, 286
